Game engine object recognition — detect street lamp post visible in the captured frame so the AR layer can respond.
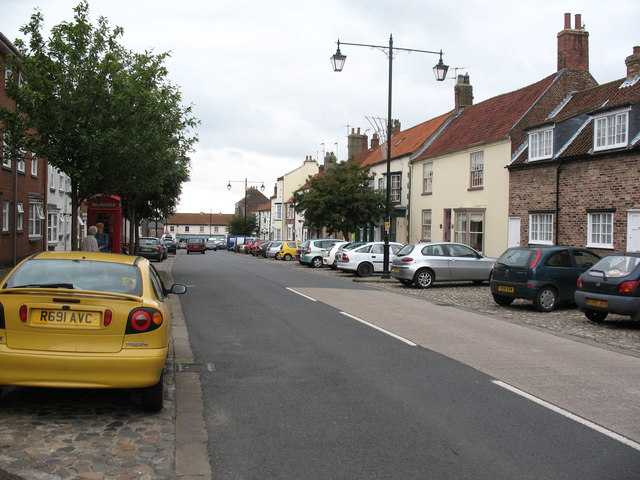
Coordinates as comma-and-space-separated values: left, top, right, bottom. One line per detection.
331, 35, 448, 278
227, 179, 265, 234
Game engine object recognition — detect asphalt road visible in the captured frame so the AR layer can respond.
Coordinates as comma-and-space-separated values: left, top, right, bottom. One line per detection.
173, 251, 640, 479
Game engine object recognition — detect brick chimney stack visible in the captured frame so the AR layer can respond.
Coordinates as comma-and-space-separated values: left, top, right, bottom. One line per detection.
454, 73, 473, 110
626, 46, 640, 78
557, 13, 589, 72
370, 133, 379, 149
347, 127, 369, 159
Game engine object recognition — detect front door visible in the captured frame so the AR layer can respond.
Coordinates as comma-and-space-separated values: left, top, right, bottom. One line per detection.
627, 211, 640, 252
508, 217, 521, 248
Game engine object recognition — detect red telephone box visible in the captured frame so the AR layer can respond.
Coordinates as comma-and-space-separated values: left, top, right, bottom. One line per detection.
87, 195, 122, 254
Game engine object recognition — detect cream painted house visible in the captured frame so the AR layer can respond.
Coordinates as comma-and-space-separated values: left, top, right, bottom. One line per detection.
271, 156, 318, 241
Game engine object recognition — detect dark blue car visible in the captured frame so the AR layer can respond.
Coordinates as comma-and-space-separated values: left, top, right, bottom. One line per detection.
575, 252, 640, 322
490, 246, 600, 312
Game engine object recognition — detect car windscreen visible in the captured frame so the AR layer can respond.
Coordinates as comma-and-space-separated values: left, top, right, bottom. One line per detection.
497, 248, 536, 268
140, 238, 158, 246
4, 259, 143, 296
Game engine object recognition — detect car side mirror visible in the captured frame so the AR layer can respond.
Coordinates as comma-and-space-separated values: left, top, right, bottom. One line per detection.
168, 284, 187, 295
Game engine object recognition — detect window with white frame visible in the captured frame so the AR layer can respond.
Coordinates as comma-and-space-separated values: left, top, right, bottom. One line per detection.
2, 200, 9, 232
470, 151, 484, 188
199, 226, 205, 233
169, 225, 175, 232
31, 153, 38, 177
2, 133, 10, 168
594, 110, 629, 151
423, 162, 433, 193
274, 204, 282, 221
4, 66, 11, 87
274, 228, 282, 241
390, 174, 401, 203
17, 150, 25, 173
287, 225, 294, 239
454, 211, 485, 252
529, 213, 554, 245
29, 203, 45, 237
214, 226, 219, 233
421, 210, 432, 241
49, 165, 56, 191
587, 211, 614, 248
16, 203, 24, 231
48, 211, 59, 243
529, 128, 553, 161
287, 204, 295, 219
185, 226, 190, 232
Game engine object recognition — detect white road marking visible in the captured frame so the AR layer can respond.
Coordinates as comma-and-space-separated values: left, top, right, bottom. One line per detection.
492, 380, 640, 452
340, 312, 417, 347
286, 287, 317, 302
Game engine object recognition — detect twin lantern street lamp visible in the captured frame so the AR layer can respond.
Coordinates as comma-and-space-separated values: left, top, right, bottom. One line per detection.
331, 34, 448, 278
227, 179, 266, 223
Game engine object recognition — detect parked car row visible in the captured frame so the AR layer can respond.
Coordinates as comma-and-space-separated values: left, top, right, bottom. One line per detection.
228, 239, 640, 324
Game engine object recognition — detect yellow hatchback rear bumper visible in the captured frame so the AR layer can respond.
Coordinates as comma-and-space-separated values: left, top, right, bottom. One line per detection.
0, 344, 168, 389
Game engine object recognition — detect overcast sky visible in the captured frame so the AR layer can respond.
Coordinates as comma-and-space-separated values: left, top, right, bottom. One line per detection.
3, 0, 639, 213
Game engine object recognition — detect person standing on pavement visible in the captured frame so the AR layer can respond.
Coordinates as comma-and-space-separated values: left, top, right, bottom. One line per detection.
81, 225, 99, 252
96, 222, 110, 252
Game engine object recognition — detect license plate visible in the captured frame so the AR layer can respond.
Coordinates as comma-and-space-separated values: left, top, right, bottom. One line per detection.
392, 267, 399, 273
498, 285, 515, 293
586, 298, 608, 308
32, 309, 101, 328
141, 247, 153, 252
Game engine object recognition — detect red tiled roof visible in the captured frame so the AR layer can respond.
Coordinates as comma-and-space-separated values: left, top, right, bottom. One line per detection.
551, 76, 640, 122
356, 111, 454, 167
165, 213, 234, 225
417, 73, 559, 159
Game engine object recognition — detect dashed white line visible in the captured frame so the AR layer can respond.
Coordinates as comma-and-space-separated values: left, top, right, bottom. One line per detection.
286, 287, 317, 302
492, 380, 640, 452
340, 312, 417, 347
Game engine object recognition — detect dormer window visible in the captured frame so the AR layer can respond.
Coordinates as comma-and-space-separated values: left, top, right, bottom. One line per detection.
594, 109, 629, 151
528, 127, 553, 161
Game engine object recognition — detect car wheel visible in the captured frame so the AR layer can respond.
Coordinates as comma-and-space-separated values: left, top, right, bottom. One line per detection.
534, 286, 558, 312
284, 253, 292, 261
585, 310, 608, 322
492, 294, 515, 306
414, 269, 434, 289
399, 279, 413, 286
356, 262, 373, 277
275, 253, 281, 260
202, 250, 205, 254
141, 371, 164, 413
187, 251, 190, 255
311, 257, 323, 268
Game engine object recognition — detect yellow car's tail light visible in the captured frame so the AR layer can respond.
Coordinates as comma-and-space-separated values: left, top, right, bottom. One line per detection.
126, 308, 163, 334
104, 309, 113, 327
19, 305, 27, 323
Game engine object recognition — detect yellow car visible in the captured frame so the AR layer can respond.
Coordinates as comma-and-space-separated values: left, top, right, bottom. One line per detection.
278, 241, 300, 261
0, 251, 186, 412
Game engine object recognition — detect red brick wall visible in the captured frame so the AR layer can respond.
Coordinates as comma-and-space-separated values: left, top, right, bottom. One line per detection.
509, 152, 640, 255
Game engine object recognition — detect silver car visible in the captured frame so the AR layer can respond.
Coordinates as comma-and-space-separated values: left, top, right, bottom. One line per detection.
266, 241, 284, 259
391, 242, 496, 288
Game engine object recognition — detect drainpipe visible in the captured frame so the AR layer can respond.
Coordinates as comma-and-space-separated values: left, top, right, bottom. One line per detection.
555, 160, 562, 245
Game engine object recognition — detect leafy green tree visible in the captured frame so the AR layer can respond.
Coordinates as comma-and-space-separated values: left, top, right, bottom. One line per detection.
1, 1, 197, 250
292, 158, 387, 239
227, 214, 259, 236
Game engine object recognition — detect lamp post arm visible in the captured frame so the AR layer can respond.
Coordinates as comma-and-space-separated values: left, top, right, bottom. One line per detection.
337, 40, 443, 57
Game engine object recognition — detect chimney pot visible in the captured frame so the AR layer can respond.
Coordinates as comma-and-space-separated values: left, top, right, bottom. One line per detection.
557, 13, 589, 72
564, 12, 571, 29
575, 14, 582, 29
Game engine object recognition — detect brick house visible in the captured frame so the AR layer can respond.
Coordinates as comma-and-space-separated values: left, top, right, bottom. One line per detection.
408, 13, 597, 258
507, 45, 640, 255
1, 32, 48, 269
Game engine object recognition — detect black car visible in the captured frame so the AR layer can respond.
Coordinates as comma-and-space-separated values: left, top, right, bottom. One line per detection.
136, 237, 167, 262
575, 252, 640, 322
256, 241, 273, 258
163, 239, 177, 254
490, 246, 600, 312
